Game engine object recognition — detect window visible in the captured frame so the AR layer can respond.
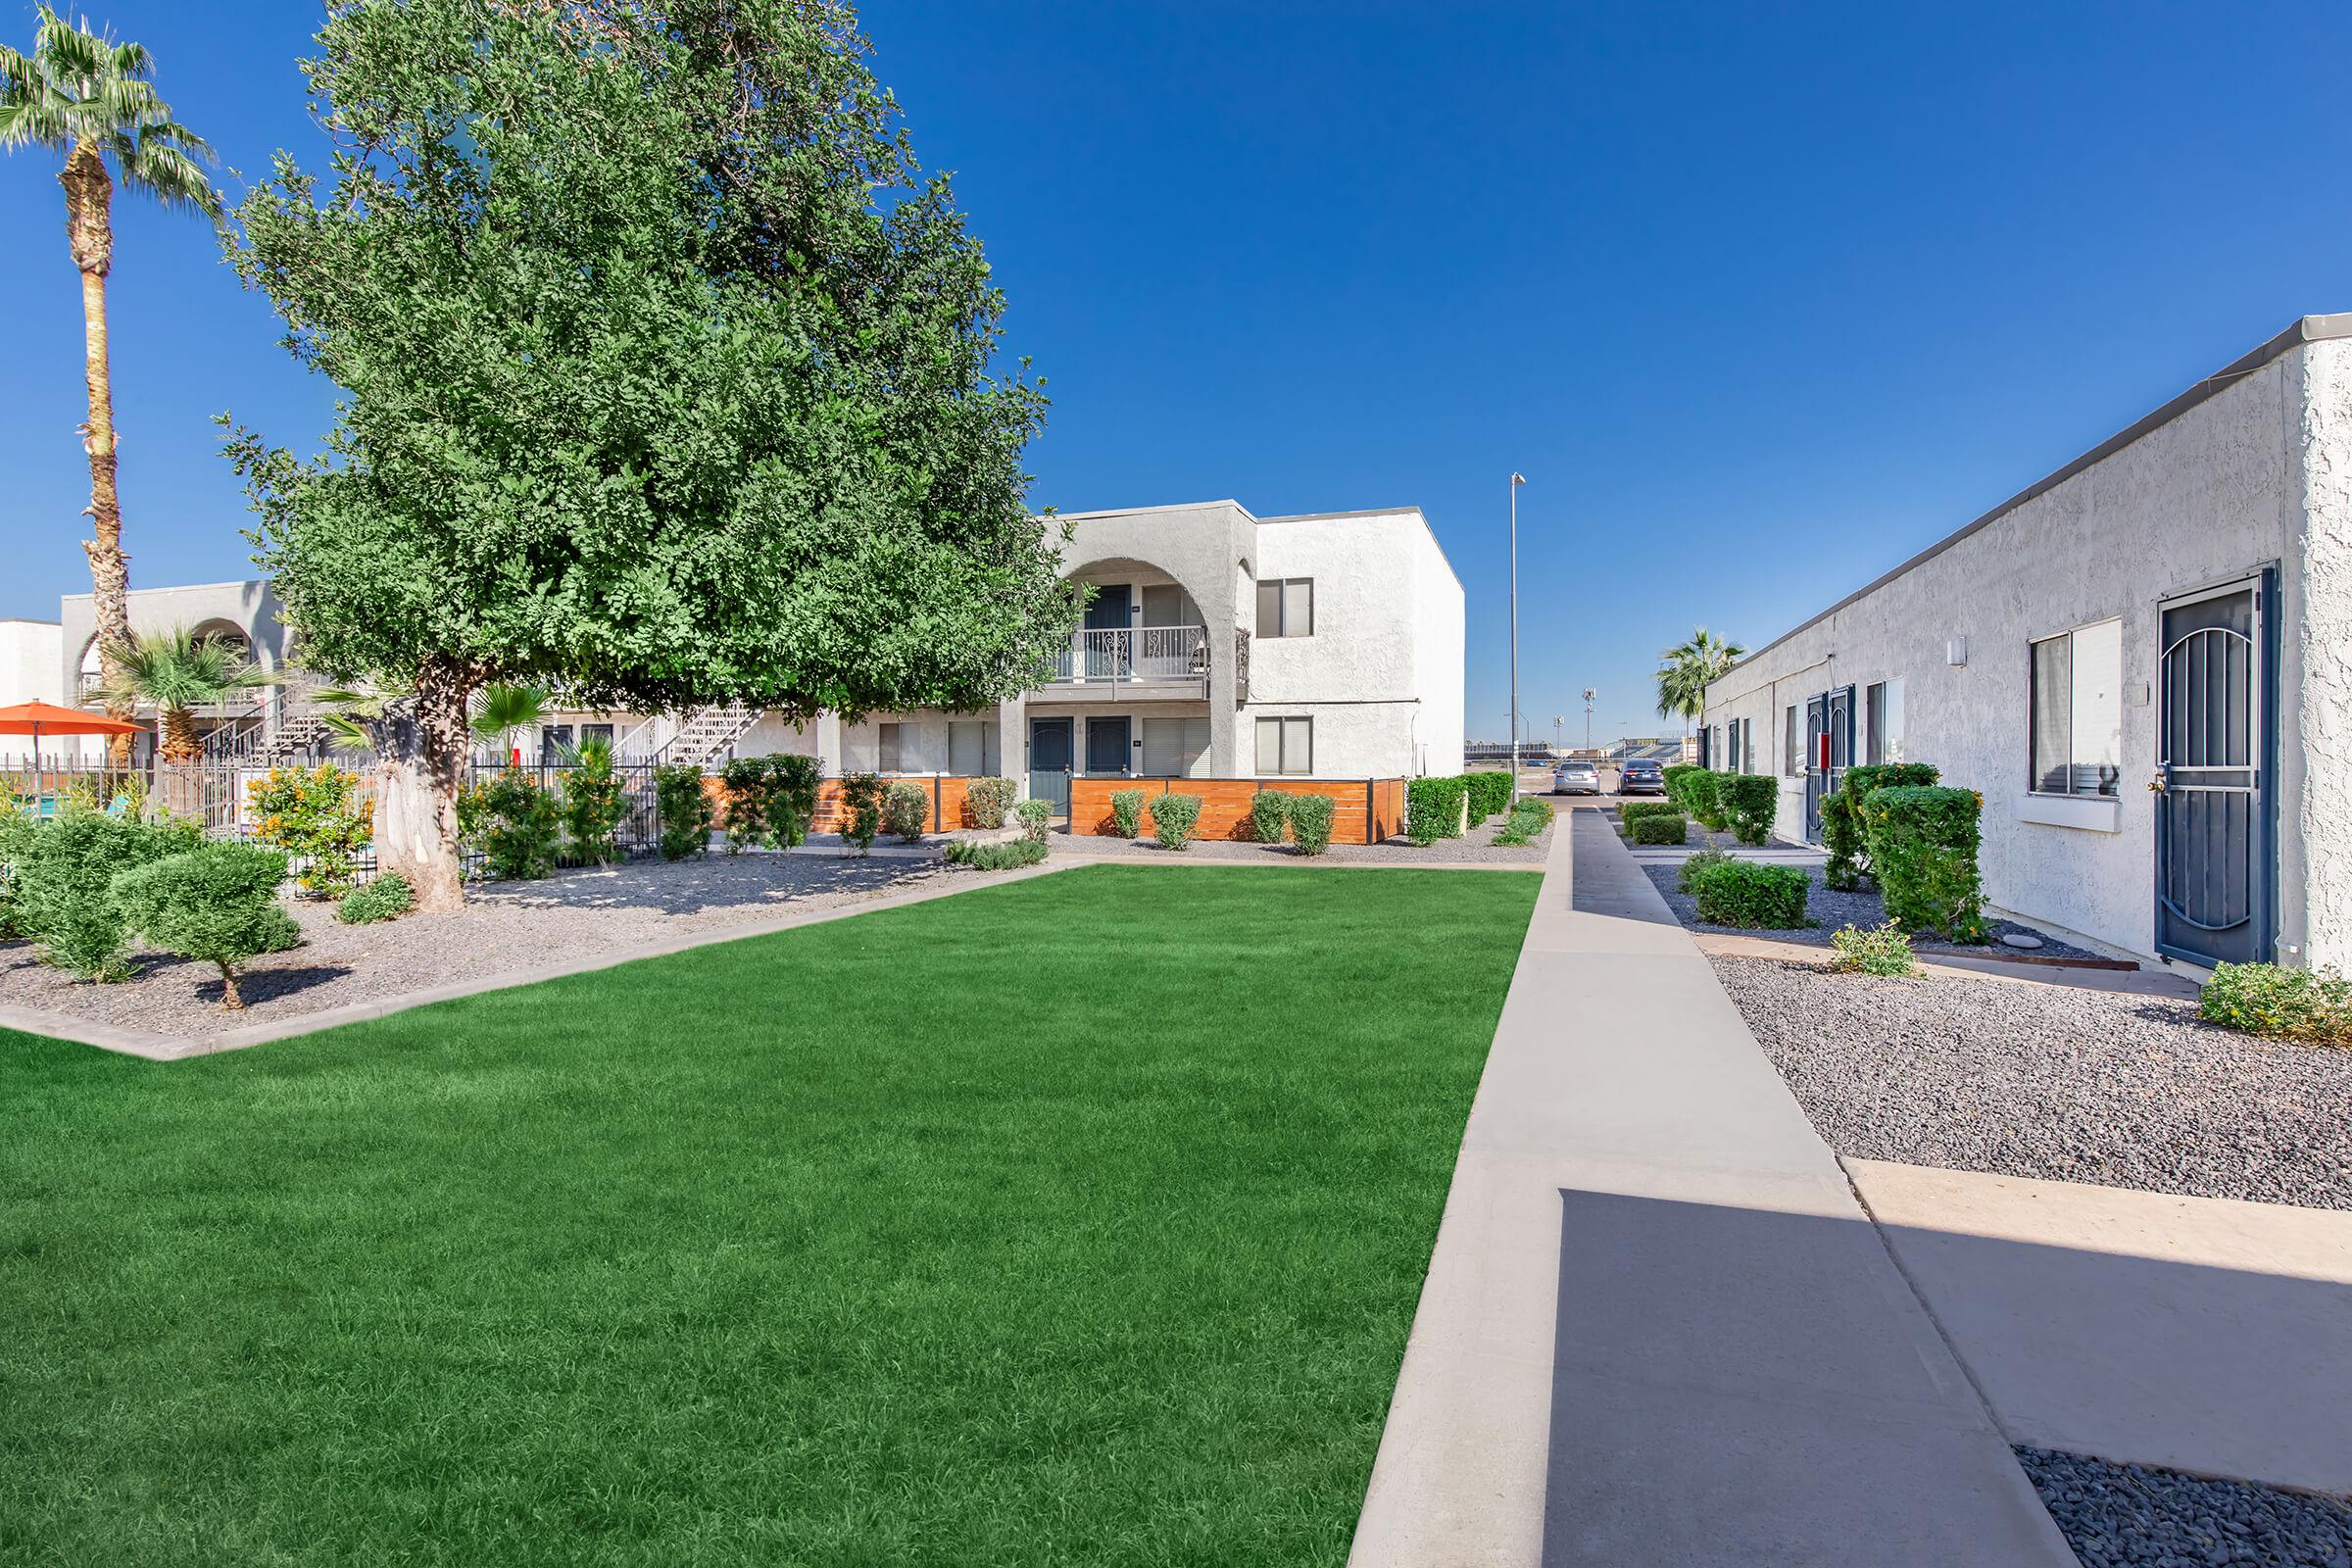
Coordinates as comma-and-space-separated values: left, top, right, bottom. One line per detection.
1254, 578, 1314, 638
581, 723, 613, 749
1741, 716, 1755, 774
1255, 715, 1312, 774
537, 723, 572, 763
1141, 583, 1200, 627
878, 722, 901, 774
2031, 619, 2122, 796
1142, 716, 1209, 776
1864, 679, 1905, 764
1784, 705, 1800, 776
949, 719, 998, 777
1727, 720, 1742, 773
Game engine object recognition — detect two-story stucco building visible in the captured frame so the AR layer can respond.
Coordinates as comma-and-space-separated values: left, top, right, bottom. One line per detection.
715, 499, 1465, 808
1700, 314, 2352, 972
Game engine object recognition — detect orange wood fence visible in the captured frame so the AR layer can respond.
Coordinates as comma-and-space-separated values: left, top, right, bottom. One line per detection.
1068, 776, 1405, 845
705, 774, 990, 834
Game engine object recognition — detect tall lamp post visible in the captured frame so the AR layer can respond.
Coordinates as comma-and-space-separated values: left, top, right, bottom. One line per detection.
1583, 688, 1596, 755
1508, 472, 1525, 802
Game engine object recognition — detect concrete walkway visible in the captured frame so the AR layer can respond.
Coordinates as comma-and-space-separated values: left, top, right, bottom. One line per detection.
1349, 809, 2074, 1566
1851, 1159, 2352, 1495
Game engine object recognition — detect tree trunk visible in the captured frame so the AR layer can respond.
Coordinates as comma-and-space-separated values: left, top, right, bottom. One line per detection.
218, 962, 244, 1010
158, 706, 202, 764
62, 141, 134, 768
372, 659, 473, 912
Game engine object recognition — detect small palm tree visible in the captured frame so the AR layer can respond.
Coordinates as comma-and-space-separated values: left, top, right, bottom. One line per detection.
1654, 626, 1745, 738
2, 8, 224, 765
91, 627, 278, 763
470, 683, 552, 764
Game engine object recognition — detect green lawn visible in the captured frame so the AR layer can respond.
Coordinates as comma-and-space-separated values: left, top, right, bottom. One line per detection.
0, 864, 1537, 1567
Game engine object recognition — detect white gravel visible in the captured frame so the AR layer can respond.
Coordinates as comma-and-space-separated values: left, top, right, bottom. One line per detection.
2, 852, 973, 1042
1709, 953, 2352, 1208
2019, 1446, 2352, 1567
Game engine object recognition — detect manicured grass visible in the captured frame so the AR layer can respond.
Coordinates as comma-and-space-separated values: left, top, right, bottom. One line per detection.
0, 864, 1537, 1567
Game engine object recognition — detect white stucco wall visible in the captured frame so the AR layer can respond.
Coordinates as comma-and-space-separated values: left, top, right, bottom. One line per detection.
1705, 328, 2352, 965
0, 620, 61, 709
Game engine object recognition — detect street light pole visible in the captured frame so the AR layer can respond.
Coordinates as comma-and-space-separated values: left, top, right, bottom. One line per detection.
1508, 472, 1525, 802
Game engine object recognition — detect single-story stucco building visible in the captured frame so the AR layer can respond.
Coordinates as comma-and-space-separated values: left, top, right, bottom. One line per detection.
1700, 313, 2352, 971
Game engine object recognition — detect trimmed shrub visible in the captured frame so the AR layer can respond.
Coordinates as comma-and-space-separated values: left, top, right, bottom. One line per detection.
718, 756, 771, 852
1406, 775, 1468, 845
2199, 962, 2352, 1044
1830, 920, 1917, 977
245, 763, 372, 898
1677, 845, 1735, 893
838, 773, 885, 855
721, 754, 823, 850
1821, 762, 1939, 889
1662, 763, 1703, 810
1109, 788, 1149, 839
1463, 770, 1513, 824
1014, 799, 1053, 845
1688, 859, 1809, 929
1719, 774, 1778, 846
1249, 788, 1292, 844
1863, 785, 1984, 942
1494, 798, 1551, 847
944, 837, 1048, 871
882, 780, 930, 843
561, 737, 628, 864
653, 763, 713, 860
336, 873, 415, 925
475, 768, 563, 880
1152, 793, 1203, 850
965, 776, 1017, 829
1287, 792, 1336, 856
1629, 810, 1688, 846
1683, 769, 1728, 832
0, 808, 205, 980
1620, 799, 1680, 828
113, 843, 301, 1010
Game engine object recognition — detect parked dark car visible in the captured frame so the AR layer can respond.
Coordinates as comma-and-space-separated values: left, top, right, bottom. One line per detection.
1617, 759, 1667, 795
1551, 760, 1601, 796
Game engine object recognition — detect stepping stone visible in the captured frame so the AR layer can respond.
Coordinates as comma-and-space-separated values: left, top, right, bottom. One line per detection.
2000, 933, 2044, 950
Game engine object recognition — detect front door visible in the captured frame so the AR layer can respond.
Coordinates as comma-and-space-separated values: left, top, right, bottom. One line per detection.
1028, 717, 1072, 817
2156, 573, 2274, 965
1802, 686, 1854, 842
1084, 585, 1132, 678
1086, 715, 1132, 776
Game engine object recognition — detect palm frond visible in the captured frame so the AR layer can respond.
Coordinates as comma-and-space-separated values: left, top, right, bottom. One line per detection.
122, 138, 223, 220
319, 713, 379, 760
470, 682, 553, 744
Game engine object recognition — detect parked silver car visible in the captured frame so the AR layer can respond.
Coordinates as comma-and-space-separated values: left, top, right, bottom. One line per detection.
1551, 760, 1601, 795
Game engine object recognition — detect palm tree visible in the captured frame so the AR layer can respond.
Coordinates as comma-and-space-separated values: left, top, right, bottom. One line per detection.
1654, 626, 1746, 739
90, 626, 277, 762
1, 7, 224, 764
470, 683, 553, 764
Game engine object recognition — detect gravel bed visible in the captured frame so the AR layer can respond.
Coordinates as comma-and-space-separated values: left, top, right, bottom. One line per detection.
2019, 1446, 2352, 1567
1708, 953, 2352, 1208
1642, 862, 2105, 959
1, 853, 983, 1043
1054, 810, 1552, 865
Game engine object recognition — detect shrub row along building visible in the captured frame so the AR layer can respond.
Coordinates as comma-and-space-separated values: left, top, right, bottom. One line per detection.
1701, 314, 2352, 971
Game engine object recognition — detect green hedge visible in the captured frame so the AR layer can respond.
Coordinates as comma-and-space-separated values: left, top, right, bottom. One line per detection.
1683, 768, 1728, 832
1687, 858, 1809, 929
1463, 770, 1513, 824
1719, 774, 1778, 846
1494, 798, 1550, 847
1821, 762, 1938, 890
1286, 793, 1336, 856
1662, 763, 1702, 811
1629, 810, 1688, 845
1862, 785, 1984, 941
1406, 776, 1468, 845
1620, 800, 1681, 828
1110, 788, 1149, 839
944, 837, 1048, 871
1249, 789, 1292, 844
1152, 793, 1203, 850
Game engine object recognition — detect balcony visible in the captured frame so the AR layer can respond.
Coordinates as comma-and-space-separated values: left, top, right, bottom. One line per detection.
1033, 626, 1209, 701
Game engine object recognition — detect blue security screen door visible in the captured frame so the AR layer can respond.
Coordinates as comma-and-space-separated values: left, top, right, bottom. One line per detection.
1086, 715, 1132, 776
1027, 717, 1072, 815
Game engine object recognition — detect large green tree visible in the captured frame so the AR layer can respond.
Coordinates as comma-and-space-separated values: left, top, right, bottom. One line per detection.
1, 6, 223, 764
223, 0, 1075, 908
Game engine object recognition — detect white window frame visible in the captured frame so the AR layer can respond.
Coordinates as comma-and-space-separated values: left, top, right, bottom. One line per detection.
1254, 578, 1314, 638
1254, 715, 1313, 775
2030, 618, 2124, 798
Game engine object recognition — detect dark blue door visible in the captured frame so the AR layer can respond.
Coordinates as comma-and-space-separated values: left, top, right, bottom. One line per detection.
2156, 575, 2274, 965
1028, 717, 1072, 815
1084, 585, 1131, 678
1086, 715, 1131, 776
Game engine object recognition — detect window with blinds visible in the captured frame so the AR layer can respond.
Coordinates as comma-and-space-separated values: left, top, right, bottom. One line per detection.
1254, 715, 1312, 774
2031, 619, 2122, 796
1141, 716, 1209, 776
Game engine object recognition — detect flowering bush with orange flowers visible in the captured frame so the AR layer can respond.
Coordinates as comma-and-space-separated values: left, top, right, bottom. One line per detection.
246, 764, 373, 897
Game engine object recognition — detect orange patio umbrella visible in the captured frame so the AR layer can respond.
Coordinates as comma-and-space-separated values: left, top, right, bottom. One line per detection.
0, 700, 146, 779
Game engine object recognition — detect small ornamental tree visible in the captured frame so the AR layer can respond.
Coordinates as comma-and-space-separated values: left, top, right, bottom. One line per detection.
560, 737, 628, 865
113, 843, 300, 1010
223, 0, 1077, 911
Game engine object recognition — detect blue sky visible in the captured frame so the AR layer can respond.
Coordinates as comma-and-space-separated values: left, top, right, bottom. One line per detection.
3, 2, 2346, 746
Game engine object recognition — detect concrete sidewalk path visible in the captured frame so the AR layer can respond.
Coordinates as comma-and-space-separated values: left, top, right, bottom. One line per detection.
1348, 810, 2073, 1566
1851, 1159, 2352, 1495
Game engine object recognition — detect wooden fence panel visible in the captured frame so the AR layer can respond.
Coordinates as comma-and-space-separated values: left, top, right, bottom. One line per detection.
1067, 777, 1406, 845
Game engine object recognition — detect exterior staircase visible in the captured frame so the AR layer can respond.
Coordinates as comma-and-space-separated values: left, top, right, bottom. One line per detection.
654, 702, 762, 769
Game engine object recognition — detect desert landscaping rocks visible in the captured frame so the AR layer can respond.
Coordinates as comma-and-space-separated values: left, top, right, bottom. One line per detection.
1710, 953, 2352, 1209
2017, 1446, 2352, 1568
